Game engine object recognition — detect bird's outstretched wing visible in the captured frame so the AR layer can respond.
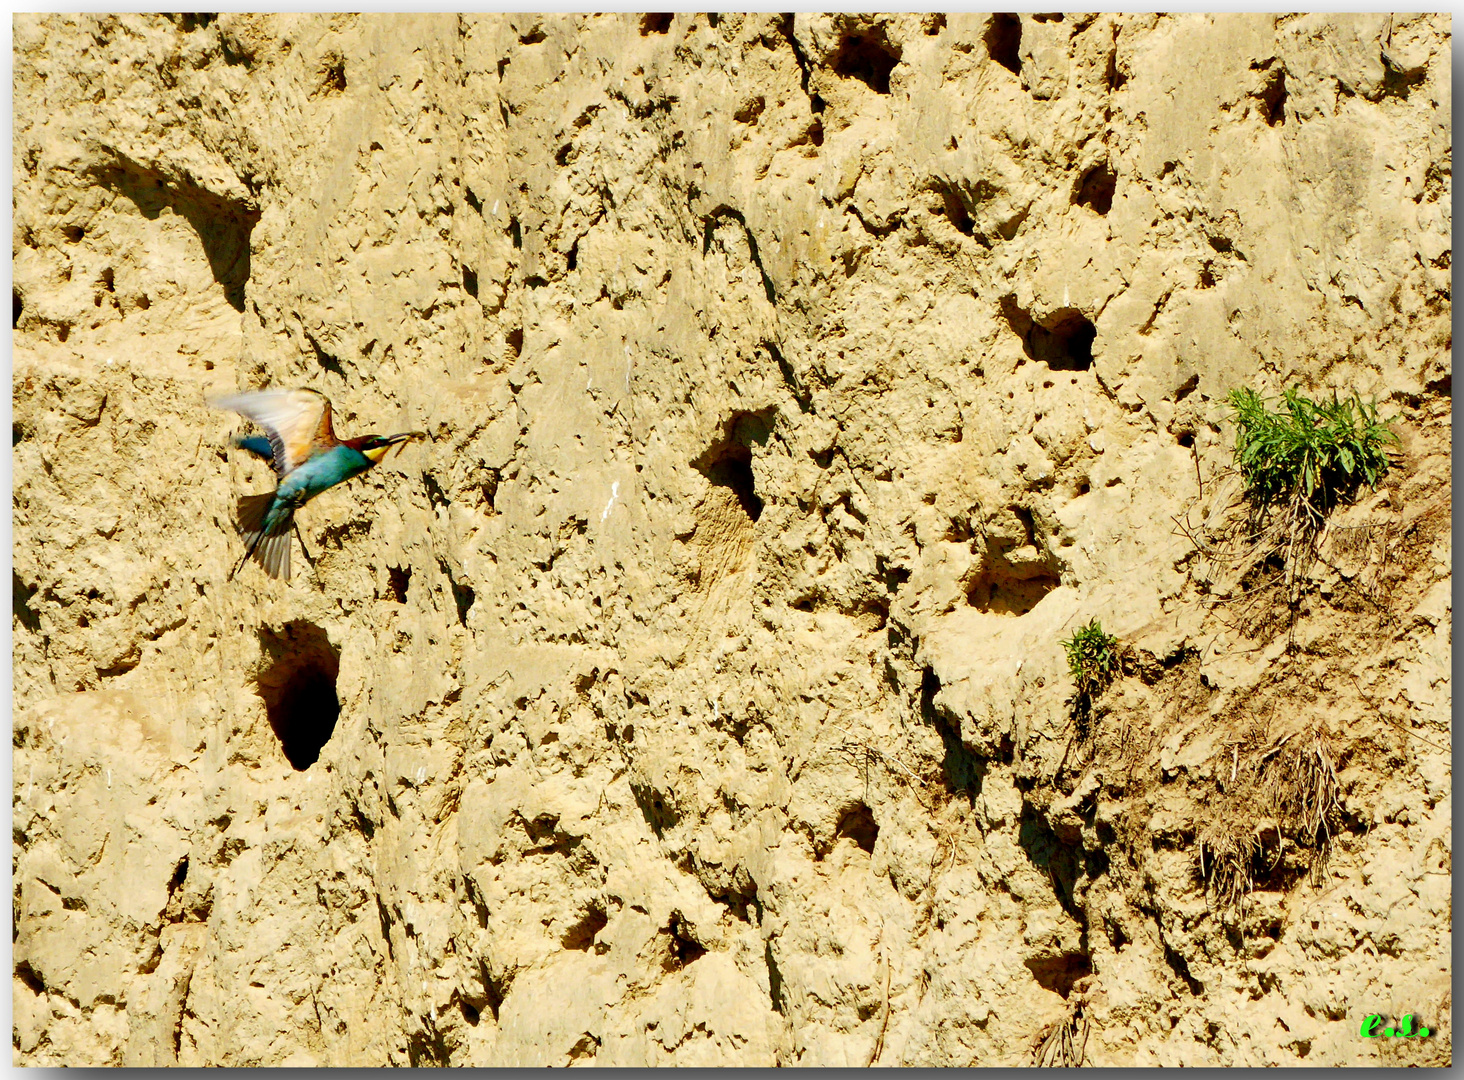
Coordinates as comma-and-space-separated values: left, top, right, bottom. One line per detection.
212, 388, 337, 477
232, 434, 279, 474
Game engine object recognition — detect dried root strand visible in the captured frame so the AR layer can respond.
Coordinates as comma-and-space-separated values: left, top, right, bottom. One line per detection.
1034, 1007, 1090, 1068
1268, 731, 1342, 883
1197, 828, 1259, 925
1200, 727, 1344, 921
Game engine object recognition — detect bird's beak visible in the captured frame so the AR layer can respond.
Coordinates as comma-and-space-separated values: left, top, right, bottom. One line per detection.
385, 431, 427, 460
363, 431, 427, 465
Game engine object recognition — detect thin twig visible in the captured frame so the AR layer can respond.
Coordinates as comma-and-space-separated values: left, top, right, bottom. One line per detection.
1258, 732, 1295, 763
869, 942, 891, 1065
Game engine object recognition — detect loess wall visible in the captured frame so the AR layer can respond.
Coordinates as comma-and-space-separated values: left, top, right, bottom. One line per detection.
12, 12, 1451, 1066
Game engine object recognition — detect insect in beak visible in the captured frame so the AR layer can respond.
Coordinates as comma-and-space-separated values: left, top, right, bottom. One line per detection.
389, 431, 428, 459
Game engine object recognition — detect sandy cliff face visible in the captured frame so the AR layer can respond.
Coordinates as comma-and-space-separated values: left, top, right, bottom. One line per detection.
12, 13, 1451, 1066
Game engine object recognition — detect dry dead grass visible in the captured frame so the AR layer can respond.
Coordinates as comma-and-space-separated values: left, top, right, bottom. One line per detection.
1033, 1009, 1088, 1067
1196, 726, 1342, 922
1197, 825, 1264, 924
1032, 975, 1098, 1067
1263, 730, 1343, 884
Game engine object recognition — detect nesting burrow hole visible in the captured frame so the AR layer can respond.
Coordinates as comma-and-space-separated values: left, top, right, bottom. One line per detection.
1027, 950, 1094, 999
986, 13, 1022, 75
831, 29, 901, 94
836, 801, 879, 854
664, 912, 707, 969
318, 52, 347, 96
966, 506, 1062, 617
693, 410, 774, 524
256, 620, 341, 771
1257, 59, 1287, 126
966, 558, 1061, 617
386, 565, 410, 603
1001, 298, 1097, 371
1074, 162, 1116, 215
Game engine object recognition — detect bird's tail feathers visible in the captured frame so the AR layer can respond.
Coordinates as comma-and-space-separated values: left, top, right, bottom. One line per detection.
233, 493, 293, 581
254, 531, 292, 580
235, 492, 275, 537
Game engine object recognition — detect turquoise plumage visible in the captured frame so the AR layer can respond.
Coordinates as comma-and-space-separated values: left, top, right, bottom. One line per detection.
214, 388, 426, 580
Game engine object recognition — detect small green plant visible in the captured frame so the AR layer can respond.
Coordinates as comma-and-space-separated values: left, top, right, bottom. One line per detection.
1227, 386, 1398, 528
1061, 618, 1121, 739
1062, 618, 1120, 700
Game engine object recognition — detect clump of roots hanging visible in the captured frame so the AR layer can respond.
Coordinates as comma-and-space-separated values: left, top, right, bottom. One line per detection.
1196, 724, 1342, 926
1032, 975, 1099, 1067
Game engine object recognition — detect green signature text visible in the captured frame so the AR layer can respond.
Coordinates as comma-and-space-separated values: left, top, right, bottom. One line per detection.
1360, 1014, 1431, 1038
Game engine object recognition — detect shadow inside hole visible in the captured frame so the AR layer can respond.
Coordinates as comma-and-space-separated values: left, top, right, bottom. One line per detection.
320, 55, 346, 94
664, 912, 707, 968
256, 620, 341, 770
1074, 162, 1116, 215
693, 410, 774, 524
1026, 951, 1094, 999
965, 505, 1063, 615
986, 13, 1022, 75
1260, 64, 1287, 125
831, 31, 901, 94
966, 568, 1061, 616
703, 448, 761, 522
387, 565, 410, 603
836, 801, 879, 854
1001, 298, 1096, 371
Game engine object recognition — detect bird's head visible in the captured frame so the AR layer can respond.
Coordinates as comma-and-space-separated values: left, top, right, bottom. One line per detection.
349, 431, 427, 465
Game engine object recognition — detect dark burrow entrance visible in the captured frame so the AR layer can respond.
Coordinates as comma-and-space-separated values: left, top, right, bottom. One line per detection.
693, 410, 774, 524
1074, 162, 1116, 216
256, 620, 341, 770
1026, 950, 1095, 999
835, 800, 879, 854
1001, 298, 1097, 371
831, 29, 901, 94
966, 561, 1061, 616
985, 13, 1022, 75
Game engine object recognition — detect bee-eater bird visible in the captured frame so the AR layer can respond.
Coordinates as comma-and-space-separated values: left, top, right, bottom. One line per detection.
213, 388, 426, 581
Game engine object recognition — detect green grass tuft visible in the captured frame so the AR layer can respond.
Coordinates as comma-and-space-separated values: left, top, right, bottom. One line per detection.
1226, 386, 1398, 526
1062, 618, 1120, 702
